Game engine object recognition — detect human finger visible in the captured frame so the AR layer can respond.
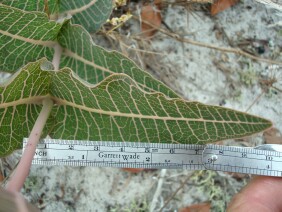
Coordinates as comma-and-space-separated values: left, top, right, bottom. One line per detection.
227, 176, 282, 212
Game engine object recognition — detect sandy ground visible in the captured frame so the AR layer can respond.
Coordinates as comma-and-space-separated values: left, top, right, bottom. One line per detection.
1, 0, 282, 211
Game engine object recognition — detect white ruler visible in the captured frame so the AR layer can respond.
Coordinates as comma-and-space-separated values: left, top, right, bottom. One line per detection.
23, 139, 282, 177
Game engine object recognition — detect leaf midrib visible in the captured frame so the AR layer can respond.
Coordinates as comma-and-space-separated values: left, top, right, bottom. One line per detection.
0, 29, 56, 47
62, 0, 98, 15
0, 96, 266, 125
1, 29, 164, 95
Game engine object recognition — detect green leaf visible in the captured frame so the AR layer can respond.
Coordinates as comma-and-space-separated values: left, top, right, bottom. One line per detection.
0, 59, 272, 157
57, 0, 113, 32
0, 4, 178, 98
0, 0, 113, 32
0, 0, 58, 14
0, 4, 63, 71
58, 22, 179, 98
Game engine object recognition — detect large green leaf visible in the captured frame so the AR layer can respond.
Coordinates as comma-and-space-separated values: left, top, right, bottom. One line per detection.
0, 4, 63, 71
0, 4, 177, 98
0, 0, 113, 32
0, 59, 272, 157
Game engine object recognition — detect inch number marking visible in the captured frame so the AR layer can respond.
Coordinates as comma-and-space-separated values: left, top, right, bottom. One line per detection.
24, 139, 282, 177
241, 152, 247, 158
27, 139, 205, 171
266, 155, 273, 160
203, 144, 282, 177
69, 145, 74, 150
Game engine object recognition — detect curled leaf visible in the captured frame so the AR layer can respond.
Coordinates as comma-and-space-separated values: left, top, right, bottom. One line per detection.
0, 4, 178, 98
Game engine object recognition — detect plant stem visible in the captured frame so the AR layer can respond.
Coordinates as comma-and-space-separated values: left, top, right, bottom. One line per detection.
52, 43, 62, 70
6, 98, 54, 192
159, 174, 192, 211
150, 169, 167, 212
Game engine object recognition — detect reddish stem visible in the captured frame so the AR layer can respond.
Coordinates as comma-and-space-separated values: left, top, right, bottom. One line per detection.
6, 98, 53, 192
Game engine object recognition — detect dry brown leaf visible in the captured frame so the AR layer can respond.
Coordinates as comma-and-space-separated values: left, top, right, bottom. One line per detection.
263, 127, 282, 145
0, 173, 4, 182
211, 0, 239, 16
179, 202, 211, 212
122, 168, 145, 173
141, 1, 162, 38
226, 172, 248, 180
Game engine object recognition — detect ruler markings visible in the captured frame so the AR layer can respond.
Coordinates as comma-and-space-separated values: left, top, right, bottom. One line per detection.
23, 139, 282, 176
209, 164, 282, 177
203, 144, 282, 176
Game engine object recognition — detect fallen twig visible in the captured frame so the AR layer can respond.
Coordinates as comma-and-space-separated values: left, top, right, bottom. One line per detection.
150, 169, 167, 212
159, 174, 191, 212
255, 0, 282, 11
135, 16, 282, 66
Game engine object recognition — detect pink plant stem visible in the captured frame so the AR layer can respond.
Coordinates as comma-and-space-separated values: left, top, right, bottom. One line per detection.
6, 98, 53, 192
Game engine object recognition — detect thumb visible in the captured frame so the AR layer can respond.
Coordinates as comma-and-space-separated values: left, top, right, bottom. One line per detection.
227, 176, 282, 212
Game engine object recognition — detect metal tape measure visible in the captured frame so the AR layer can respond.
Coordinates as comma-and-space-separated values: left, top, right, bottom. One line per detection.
23, 138, 282, 177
